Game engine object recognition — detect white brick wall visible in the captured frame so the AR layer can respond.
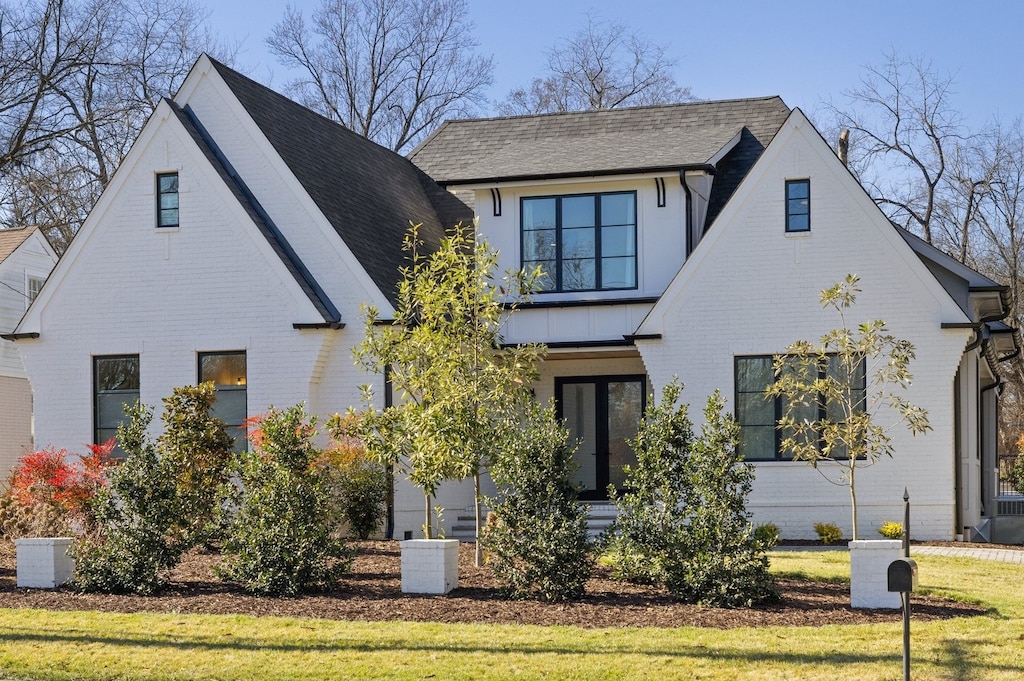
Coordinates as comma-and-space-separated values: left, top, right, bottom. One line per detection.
636, 111, 972, 540
18, 102, 371, 454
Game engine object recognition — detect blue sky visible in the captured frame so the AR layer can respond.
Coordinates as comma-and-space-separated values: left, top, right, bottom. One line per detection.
208, 0, 1021, 130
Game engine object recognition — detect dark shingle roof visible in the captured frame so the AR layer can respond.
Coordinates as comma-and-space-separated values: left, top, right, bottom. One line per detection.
409, 97, 791, 184
409, 97, 790, 230
207, 58, 471, 307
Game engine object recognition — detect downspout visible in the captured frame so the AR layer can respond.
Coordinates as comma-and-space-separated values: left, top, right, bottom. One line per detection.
680, 172, 693, 257
678, 164, 716, 257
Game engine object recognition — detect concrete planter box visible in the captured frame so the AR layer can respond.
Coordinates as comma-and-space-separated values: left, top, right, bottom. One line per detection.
849, 539, 901, 609
15, 537, 75, 588
400, 539, 459, 594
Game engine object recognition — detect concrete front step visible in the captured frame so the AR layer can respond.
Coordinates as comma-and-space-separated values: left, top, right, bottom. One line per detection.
446, 504, 620, 540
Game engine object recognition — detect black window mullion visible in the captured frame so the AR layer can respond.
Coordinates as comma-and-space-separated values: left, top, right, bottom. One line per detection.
554, 196, 563, 292
593, 194, 603, 290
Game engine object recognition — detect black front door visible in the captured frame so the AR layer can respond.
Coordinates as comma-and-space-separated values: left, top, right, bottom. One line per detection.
556, 375, 646, 500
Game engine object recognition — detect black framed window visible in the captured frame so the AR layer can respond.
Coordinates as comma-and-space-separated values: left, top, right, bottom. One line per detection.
157, 172, 179, 228
735, 354, 865, 461
199, 351, 247, 452
521, 191, 637, 292
785, 179, 810, 232
94, 355, 140, 453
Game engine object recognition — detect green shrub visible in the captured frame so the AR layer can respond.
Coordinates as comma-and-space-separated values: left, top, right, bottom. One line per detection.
814, 522, 843, 545
218, 405, 352, 596
482, 401, 592, 602
753, 523, 780, 549
73, 403, 183, 594
878, 521, 904, 540
319, 433, 388, 540
158, 383, 233, 547
610, 380, 777, 607
1011, 456, 1024, 497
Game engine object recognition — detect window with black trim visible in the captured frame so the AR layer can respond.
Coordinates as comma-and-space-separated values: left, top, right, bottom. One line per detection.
94, 355, 140, 454
157, 172, 179, 228
785, 179, 810, 232
521, 191, 637, 292
199, 351, 247, 452
735, 354, 865, 461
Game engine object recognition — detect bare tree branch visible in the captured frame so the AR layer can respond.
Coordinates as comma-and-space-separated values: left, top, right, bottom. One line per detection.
498, 14, 692, 116
267, 0, 493, 153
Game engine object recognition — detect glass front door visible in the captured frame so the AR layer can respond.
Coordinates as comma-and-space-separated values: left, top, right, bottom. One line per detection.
556, 376, 645, 500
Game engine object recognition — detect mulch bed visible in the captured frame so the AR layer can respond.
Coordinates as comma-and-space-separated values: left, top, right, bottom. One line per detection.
0, 540, 987, 629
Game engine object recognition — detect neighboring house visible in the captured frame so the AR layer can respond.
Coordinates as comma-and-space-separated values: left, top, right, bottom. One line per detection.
0, 227, 58, 477
410, 104, 1020, 542
7, 55, 1019, 541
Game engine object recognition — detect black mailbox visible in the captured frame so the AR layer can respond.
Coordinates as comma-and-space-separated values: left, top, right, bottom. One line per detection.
887, 557, 918, 593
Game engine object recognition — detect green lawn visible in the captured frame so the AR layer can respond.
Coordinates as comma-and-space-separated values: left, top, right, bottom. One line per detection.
1, 552, 1021, 680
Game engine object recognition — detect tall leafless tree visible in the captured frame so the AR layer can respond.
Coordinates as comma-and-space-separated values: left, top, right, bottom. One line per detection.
0, 0, 229, 250
824, 52, 969, 245
267, 0, 493, 154
497, 14, 692, 116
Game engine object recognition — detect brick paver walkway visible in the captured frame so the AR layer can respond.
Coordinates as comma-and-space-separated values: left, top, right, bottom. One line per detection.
910, 545, 1024, 564
775, 544, 1024, 564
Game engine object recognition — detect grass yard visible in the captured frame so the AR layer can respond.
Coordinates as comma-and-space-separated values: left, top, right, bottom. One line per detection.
0, 552, 1021, 680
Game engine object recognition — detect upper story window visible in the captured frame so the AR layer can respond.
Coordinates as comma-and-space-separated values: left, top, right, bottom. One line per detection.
521, 191, 637, 292
199, 351, 248, 452
785, 179, 810, 232
26, 275, 44, 307
735, 354, 865, 461
157, 172, 179, 228
94, 354, 140, 455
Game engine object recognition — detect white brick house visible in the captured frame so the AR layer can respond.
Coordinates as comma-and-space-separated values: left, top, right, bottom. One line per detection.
0, 227, 57, 477
411, 105, 1018, 542
7, 55, 1017, 541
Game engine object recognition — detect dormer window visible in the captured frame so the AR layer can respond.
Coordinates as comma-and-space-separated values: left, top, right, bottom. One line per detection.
157, 172, 179, 228
785, 179, 810, 232
521, 191, 637, 292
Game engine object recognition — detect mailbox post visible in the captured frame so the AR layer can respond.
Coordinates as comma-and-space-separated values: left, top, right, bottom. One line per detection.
888, 489, 916, 681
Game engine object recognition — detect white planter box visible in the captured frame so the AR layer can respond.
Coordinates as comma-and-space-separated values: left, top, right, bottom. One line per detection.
400, 539, 459, 594
849, 539, 901, 609
15, 537, 75, 588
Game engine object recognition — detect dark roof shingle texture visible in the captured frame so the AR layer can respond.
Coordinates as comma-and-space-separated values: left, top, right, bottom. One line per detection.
209, 59, 471, 306
409, 97, 791, 184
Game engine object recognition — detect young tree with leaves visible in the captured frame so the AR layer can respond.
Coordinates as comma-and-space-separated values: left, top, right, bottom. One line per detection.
336, 221, 543, 566
767, 275, 931, 540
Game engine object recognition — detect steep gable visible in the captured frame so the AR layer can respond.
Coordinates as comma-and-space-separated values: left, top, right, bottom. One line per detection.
208, 59, 471, 306
638, 108, 971, 337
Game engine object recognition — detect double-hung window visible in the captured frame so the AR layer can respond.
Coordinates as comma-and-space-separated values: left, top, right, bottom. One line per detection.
199, 351, 247, 452
157, 172, 179, 228
521, 191, 637, 292
26, 275, 44, 306
735, 354, 865, 461
94, 355, 140, 453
